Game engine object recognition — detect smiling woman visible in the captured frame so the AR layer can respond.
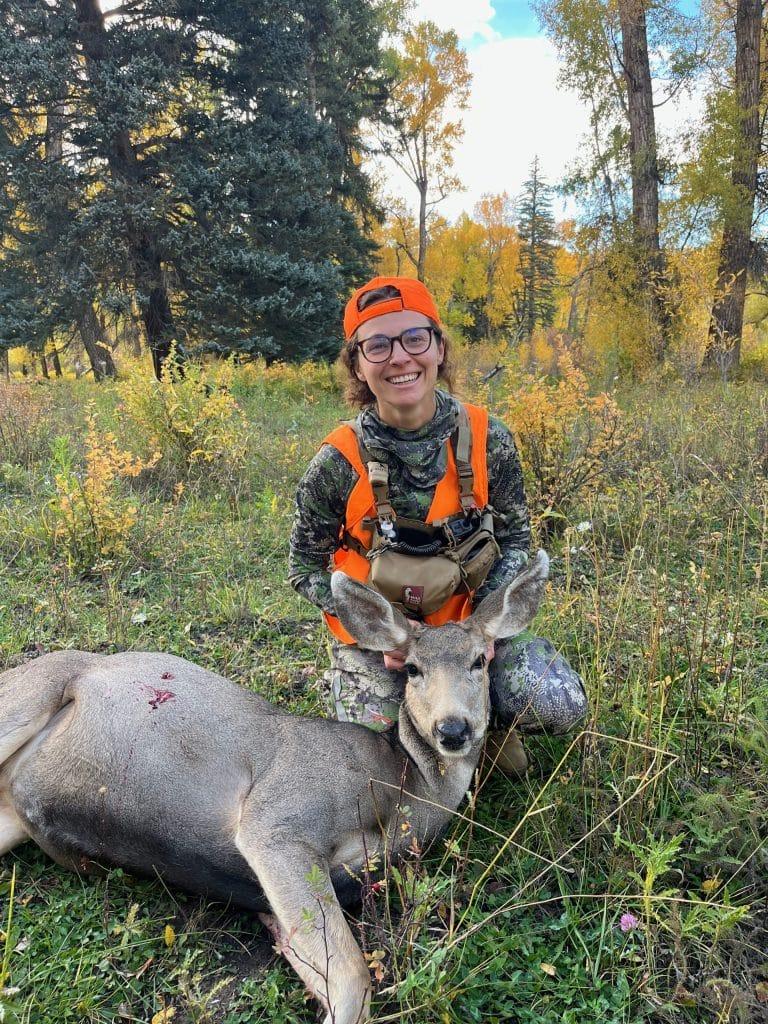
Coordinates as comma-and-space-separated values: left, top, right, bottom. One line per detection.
288, 276, 587, 773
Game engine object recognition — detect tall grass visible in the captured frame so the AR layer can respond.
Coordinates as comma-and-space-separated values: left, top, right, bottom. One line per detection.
0, 365, 765, 1023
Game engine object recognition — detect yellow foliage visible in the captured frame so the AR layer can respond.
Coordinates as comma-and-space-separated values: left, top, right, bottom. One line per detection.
47, 417, 158, 567
231, 357, 340, 402
116, 358, 248, 487
391, 22, 470, 158
503, 344, 633, 536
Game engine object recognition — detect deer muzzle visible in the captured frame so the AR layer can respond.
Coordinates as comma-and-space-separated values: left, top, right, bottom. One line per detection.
434, 716, 472, 753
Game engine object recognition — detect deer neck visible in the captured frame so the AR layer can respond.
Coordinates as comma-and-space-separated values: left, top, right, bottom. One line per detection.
397, 701, 481, 816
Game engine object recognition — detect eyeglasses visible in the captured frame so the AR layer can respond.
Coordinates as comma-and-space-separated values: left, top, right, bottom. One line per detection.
354, 326, 439, 363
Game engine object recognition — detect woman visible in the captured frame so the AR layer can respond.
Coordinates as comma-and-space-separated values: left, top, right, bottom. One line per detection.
289, 276, 586, 774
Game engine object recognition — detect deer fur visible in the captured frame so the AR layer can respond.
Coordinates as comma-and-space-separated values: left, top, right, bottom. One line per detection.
0, 551, 549, 1024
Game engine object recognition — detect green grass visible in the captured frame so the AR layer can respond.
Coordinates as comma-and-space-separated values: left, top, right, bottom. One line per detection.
0, 368, 765, 1024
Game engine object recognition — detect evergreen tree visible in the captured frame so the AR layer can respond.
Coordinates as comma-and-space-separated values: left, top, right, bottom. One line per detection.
0, 0, 390, 374
514, 158, 558, 339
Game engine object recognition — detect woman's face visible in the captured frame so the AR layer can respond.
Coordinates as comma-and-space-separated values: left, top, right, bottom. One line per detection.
354, 310, 444, 428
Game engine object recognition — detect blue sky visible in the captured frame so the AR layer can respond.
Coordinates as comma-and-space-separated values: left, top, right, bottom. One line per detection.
378, 1, 702, 222
489, 0, 541, 39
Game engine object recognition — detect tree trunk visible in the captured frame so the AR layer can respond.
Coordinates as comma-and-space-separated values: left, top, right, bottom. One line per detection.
39, 354, 50, 379
417, 179, 427, 282
129, 316, 142, 358
566, 281, 580, 338
74, 0, 179, 381
618, 0, 671, 360
705, 0, 762, 372
79, 303, 117, 381
50, 346, 63, 377
1, 349, 9, 381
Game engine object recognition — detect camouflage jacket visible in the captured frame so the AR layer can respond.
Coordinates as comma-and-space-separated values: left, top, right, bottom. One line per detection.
288, 391, 531, 616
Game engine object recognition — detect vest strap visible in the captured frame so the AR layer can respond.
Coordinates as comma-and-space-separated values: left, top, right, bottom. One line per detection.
345, 404, 477, 528
453, 404, 477, 512
344, 419, 396, 531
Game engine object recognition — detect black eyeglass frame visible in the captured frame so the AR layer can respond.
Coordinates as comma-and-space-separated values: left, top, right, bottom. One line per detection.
352, 326, 442, 364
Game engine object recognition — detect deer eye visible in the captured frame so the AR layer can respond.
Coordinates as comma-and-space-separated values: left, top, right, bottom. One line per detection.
471, 655, 487, 672
404, 663, 420, 679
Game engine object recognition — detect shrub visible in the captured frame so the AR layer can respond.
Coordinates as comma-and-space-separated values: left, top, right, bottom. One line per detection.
230, 357, 341, 402
46, 419, 158, 569
503, 344, 634, 537
0, 383, 53, 467
115, 359, 248, 490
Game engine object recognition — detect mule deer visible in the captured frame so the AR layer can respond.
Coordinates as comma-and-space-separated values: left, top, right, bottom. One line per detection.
0, 551, 548, 1024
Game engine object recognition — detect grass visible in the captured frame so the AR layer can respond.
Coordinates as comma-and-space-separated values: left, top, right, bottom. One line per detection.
0, 362, 766, 1024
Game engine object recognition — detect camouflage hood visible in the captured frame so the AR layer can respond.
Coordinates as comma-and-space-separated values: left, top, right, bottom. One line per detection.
357, 390, 458, 491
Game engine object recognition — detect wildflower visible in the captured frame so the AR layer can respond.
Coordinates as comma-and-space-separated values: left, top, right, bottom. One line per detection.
620, 912, 639, 933
576, 521, 592, 533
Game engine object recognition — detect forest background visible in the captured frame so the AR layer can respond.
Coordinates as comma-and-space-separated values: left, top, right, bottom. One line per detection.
0, 1, 767, 1024
2, 0, 768, 380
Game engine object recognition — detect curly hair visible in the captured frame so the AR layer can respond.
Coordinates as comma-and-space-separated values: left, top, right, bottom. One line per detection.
338, 285, 455, 408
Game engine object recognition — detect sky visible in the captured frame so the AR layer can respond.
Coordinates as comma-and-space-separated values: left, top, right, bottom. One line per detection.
378, 0, 594, 223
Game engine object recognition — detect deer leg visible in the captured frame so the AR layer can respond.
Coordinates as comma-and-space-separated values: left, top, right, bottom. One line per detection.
235, 832, 371, 1024
0, 798, 28, 855
257, 910, 331, 1011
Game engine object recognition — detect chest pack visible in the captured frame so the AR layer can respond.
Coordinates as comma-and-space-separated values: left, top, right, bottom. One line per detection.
343, 406, 500, 618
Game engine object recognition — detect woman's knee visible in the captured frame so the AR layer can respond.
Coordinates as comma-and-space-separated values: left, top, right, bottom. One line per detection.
325, 644, 403, 732
489, 636, 588, 735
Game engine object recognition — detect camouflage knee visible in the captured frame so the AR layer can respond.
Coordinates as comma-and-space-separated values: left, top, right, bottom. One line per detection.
489, 635, 587, 735
324, 643, 403, 733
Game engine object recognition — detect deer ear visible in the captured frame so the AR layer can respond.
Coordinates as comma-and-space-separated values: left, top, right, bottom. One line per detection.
470, 550, 550, 641
330, 573, 413, 651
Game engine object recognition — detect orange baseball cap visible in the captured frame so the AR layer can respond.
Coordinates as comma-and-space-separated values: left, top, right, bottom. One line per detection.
343, 276, 442, 340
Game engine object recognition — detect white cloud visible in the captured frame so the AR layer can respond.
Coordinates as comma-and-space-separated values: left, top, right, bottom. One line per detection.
409, 0, 499, 42
375, 35, 590, 222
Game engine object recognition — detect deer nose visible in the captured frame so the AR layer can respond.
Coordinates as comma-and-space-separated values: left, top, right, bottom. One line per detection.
435, 717, 471, 751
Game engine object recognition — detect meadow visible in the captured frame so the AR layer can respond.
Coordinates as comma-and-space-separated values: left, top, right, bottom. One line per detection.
0, 353, 766, 1024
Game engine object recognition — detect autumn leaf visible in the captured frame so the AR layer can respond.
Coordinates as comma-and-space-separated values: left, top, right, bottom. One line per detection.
540, 962, 556, 977
151, 1009, 176, 1024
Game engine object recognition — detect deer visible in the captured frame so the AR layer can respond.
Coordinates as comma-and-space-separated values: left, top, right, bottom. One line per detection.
0, 551, 548, 1024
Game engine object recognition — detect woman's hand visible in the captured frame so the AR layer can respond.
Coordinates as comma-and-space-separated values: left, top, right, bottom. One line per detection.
383, 650, 407, 672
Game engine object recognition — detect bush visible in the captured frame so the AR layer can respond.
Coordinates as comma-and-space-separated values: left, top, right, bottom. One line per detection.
45, 420, 157, 569
503, 344, 634, 537
0, 383, 53, 467
115, 359, 248, 490
230, 357, 341, 402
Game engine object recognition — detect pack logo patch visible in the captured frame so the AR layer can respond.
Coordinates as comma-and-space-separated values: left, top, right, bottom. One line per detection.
402, 586, 424, 611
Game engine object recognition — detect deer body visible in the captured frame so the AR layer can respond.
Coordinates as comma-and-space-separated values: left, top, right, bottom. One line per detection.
0, 553, 549, 1024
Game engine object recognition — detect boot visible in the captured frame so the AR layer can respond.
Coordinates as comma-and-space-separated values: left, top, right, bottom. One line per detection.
485, 728, 528, 778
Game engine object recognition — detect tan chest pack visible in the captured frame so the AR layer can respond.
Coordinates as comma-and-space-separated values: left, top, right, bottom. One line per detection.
344, 408, 500, 618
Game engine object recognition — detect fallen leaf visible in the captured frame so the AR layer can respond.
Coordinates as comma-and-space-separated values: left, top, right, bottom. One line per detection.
151, 1009, 176, 1024
540, 962, 556, 977
164, 924, 176, 947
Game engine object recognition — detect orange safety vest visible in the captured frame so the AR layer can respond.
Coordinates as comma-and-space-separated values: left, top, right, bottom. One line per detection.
322, 403, 490, 644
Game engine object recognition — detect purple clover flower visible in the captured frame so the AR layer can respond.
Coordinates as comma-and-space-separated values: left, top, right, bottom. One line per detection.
620, 912, 639, 933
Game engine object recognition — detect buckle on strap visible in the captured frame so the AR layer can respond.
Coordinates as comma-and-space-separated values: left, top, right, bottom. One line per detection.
367, 460, 397, 528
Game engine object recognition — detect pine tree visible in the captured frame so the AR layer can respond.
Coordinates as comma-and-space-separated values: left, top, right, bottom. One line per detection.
514, 158, 558, 339
0, 0, 390, 373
